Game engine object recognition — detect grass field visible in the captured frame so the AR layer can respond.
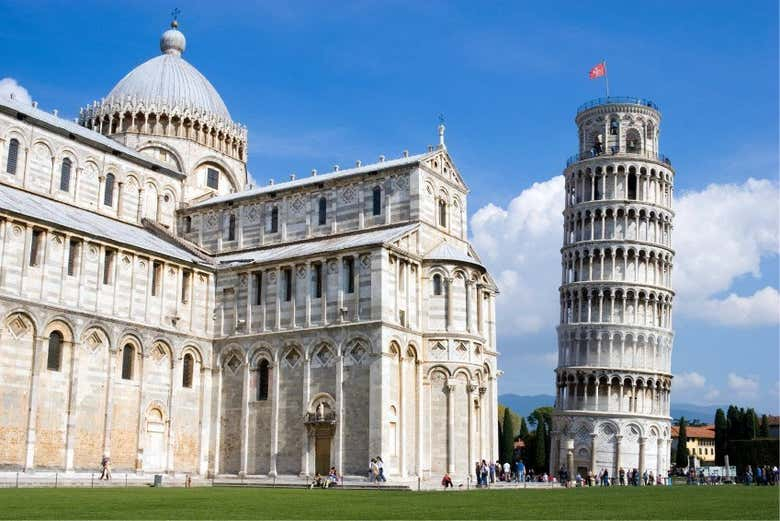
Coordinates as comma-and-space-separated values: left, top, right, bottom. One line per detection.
1, 486, 778, 520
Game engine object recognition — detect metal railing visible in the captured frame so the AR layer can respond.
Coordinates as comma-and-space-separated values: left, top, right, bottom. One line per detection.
577, 97, 660, 114
303, 411, 337, 424
566, 149, 672, 167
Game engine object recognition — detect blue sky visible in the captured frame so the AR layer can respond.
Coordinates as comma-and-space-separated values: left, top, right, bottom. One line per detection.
1, 1, 778, 414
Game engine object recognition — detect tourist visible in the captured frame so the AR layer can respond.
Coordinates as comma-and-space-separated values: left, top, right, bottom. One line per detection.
185, 474, 192, 488
575, 472, 582, 487
474, 461, 482, 487
310, 473, 324, 489
480, 459, 489, 487
648, 470, 654, 486
515, 460, 524, 483
369, 458, 378, 482
587, 470, 594, 487
503, 461, 511, 482
441, 472, 453, 489
489, 461, 496, 483
376, 456, 387, 482
642, 469, 648, 486
602, 468, 610, 487
618, 467, 625, 486
326, 467, 338, 488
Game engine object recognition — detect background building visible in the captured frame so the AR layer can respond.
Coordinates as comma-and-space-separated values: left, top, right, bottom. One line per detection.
0, 21, 499, 480
671, 425, 715, 465
550, 97, 675, 480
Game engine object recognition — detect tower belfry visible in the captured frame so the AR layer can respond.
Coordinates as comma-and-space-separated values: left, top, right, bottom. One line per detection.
550, 97, 675, 482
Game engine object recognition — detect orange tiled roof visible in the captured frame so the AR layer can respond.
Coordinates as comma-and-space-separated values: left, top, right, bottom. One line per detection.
671, 424, 715, 439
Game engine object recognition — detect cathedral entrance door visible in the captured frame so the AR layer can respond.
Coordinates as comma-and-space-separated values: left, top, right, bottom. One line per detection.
315, 432, 331, 475
144, 408, 166, 472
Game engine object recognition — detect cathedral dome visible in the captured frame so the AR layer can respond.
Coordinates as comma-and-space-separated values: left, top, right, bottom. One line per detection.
103, 21, 231, 122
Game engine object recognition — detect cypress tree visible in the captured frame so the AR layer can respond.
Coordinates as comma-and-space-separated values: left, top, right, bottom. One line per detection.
744, 408, 758, 440
759, 414, 770, 438
501, 407, 516, 464
519, 416, 529, 440
714, 408, 728, 465
675, 417, 689, 468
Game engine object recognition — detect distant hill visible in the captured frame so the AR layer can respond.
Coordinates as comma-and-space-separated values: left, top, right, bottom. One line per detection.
499, 393, 725, 425
499, 394, 554, 419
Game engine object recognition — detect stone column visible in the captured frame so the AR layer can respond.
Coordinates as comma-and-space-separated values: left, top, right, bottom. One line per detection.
638, 436, 646, 484
305, 261, 312, 327
590, 433, 598, 475
166, 357, 179, 473
269, 360, 280, 476
300, 355, 311, 477
238, 360, 250, 477
445, 278, 453, 330
656, 437, 663, 478
211, 367, 223, 476
398, 354, 406, 477
198, 366, 212, 476
446, 379, 456, 474
467, 384, 477, 475
334, 353, 344, 473
415, 360, 424, 477
64, 338, 80, 472
566, 439, 575, 485
615, 435, 623, 479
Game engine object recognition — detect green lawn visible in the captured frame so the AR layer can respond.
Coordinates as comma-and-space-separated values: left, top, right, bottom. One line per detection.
1, 486, 777, 520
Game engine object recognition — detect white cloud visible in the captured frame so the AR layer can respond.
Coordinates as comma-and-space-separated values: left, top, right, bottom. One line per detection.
674, 178, 780, 325
690, 287, 780, 326
674, 371, 707, 391
727, 372, 759, 399
470, 176, 779, 335
0, 78, 32, 104
470, 175, 564, 334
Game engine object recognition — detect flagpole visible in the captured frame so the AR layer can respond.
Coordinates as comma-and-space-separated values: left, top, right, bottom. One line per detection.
604, 59, 610, 97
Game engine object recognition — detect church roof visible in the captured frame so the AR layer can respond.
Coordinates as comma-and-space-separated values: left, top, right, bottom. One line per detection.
0, 183, 207, 266
103, 21, 232, 123
0, 97, 183, 179
217, 223, 418, 266
425, 241, 484, 268
190, 151, 434, 209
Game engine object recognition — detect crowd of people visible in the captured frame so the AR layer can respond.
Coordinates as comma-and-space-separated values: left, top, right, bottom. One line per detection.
743, 465, 778, 486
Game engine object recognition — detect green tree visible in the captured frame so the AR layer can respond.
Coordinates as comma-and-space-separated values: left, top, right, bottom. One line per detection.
714, 408, 728, 465
675, 417, 689, 468
519, 416, 529, 440
744, 408, 758, 440
527, 407, 552, 473
727, 405, 743, 441
759, 414, 770, 438
501, 407, 517, 464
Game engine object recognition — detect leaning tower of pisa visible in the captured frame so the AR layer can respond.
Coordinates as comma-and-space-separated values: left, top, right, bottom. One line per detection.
550, 97, 675, 482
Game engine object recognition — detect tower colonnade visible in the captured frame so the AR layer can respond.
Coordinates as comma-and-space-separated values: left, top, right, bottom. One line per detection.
551, 97, 675, 483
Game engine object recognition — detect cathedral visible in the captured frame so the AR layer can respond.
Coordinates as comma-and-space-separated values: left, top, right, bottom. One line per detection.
0, 21, 499, 479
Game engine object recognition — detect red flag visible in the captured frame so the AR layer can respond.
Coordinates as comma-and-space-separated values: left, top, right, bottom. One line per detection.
589, 62, 606, 79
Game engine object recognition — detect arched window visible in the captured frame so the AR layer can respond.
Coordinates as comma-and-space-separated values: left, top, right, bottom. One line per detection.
609, 118, 619, 136
646, 122, 654, 140
269, 206, 279, 233
104, 173, 115, 206
60, 158, 72, 192
628, 172, 638, 200
432, 274, 443, 296
438, 199, 447, 227
372, 186, 381, 216
227, 214, 236, 241
184, 216, 192, 233
47, 331, 63, 371
6, 138, 19, 174
626, 129, 641, 153
206, 168, 219, 190
121, 344, 134, 380
318, 196, 327, 225
182, 353, 194, 388
257, 359, 269, 400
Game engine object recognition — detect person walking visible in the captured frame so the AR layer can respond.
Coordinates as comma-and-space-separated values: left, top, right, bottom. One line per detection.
489, 461, 496, 484
369, 458, 378, 483
619, 467, 625, 486
480, 459, 489, 488
376, 456, 387, 482
503, 461, 511, 482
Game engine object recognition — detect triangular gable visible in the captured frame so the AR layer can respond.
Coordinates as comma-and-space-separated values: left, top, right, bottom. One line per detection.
420, 149, 468, 191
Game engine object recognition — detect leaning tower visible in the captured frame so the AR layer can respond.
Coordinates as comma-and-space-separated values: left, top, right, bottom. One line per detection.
550, 97, 675, 482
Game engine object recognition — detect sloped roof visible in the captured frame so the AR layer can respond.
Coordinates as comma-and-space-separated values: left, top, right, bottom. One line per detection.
190, 151, 435, 209
671, 425, 715, 439
425, 240, 484, 268
0, 183, 206, 265
217, 223, 418, 266
0, 98, 182, 179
